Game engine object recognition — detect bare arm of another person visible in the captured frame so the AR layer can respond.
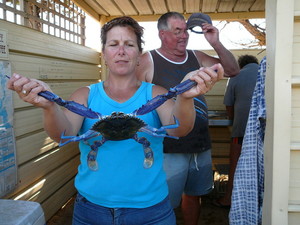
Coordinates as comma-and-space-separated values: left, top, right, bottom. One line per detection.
6, 73, 86, 142
136, 52, 154, 82
155, 63, 224, 137
194, 23, 239, 77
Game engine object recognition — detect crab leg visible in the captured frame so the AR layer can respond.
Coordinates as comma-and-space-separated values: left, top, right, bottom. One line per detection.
87, 138, 107, 171
133, 79, 197, 116
133, 135, 153, 169
5, 75, 102, 119
139, 116, 180, 139
59, 130, 100, 146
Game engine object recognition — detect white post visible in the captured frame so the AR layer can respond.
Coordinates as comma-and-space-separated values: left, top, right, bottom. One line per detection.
263, 0, 294, 224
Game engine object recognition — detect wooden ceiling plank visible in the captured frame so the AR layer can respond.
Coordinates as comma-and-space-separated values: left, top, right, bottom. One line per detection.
218, 0, 236, 13
250, 0, 265, 11
84, 0, 109, 16
167, 0, 183, 13
131, 0, 153, 15
185, 0, 201, 13
94, 0, 122, 16
114, 0, 138, 15
234, 0, 254, 12
202, 0, 219, 13
149, 0, 168, 14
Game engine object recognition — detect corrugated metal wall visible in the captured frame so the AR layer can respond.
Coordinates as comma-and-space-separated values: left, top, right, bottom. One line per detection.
1, 19, 100, 221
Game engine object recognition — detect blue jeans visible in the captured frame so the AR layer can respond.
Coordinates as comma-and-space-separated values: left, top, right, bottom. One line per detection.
72, 193, 176, 225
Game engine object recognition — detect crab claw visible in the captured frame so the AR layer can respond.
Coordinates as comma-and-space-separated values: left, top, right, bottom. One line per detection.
169, 79, 197, 95
5, 75, 102, 119
38, 91, 102, 119
133, 79, 197, 116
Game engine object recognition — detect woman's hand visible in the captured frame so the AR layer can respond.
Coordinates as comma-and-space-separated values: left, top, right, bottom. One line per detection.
180, 63, 224, 99
7, 73, 54, 108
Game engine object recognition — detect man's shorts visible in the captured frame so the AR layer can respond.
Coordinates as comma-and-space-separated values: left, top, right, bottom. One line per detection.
163, 150, 214, 208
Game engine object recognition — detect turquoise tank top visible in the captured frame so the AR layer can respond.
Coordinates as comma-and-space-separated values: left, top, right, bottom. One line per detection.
75, 81, 168, 208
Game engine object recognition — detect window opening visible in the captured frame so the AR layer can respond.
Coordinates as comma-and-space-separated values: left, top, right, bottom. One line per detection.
0, 0, 86, 45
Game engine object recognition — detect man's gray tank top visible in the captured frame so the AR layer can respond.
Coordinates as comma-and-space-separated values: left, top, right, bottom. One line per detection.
150, 49, 211, 153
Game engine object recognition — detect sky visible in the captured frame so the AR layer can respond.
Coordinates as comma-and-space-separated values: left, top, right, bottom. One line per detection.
85, 16, 265, 52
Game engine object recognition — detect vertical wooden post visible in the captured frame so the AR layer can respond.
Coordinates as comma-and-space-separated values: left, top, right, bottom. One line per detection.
263, 0, 294, 224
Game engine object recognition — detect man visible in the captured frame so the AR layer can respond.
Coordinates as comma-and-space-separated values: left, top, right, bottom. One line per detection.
215, 55, 259, 208
136, 12, 239, 225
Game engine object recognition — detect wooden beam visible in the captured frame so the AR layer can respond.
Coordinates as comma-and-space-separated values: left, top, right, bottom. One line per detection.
106, 11, 265, 22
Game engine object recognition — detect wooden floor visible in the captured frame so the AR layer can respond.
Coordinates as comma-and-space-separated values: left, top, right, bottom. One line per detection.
47, 173, 230, 225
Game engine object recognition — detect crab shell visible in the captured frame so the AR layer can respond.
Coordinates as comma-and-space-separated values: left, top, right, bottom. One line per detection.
91, 112, 146, 140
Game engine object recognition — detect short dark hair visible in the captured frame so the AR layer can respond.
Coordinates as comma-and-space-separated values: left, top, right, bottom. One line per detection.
157, 12, 185, 30
101, 16, 144, 52
238, 54, 259, 69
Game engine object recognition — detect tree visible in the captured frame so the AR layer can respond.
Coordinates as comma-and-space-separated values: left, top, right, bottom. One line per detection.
236, 19, 266, 46
222, 19, 266, 48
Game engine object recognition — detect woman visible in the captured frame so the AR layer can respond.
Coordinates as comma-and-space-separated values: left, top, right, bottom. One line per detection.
7, 16, 224, 225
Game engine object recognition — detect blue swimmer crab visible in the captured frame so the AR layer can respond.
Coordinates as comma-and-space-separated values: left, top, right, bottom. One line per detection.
7, 75, 196, 171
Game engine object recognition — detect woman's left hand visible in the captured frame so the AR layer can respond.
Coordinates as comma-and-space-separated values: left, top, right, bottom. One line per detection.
181, 63, 224, 98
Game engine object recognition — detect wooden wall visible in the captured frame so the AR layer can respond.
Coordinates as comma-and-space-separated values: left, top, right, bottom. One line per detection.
289, 1, 300, 222
1, 20, 100, 221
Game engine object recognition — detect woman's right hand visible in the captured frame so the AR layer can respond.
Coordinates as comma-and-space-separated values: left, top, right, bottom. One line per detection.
6, 73, 54, 108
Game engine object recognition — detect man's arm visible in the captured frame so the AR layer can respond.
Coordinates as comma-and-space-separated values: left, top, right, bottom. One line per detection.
211, 42, 240, 77
136, 52, 154, 82
194, 23, 240, 77
194, 48, 239, 78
